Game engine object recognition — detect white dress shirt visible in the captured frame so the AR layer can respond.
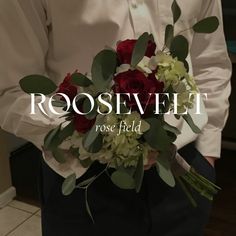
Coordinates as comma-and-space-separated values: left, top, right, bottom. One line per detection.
0, 0, 231, 178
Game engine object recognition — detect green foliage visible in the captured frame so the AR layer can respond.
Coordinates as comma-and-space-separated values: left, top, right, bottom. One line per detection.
71, 73, 93, 87
52, 148, 66, 164
44, 125, 62, 150
183, 113, 201, 134
165, 24, 174, 48
163, 121, 181, 135
156, 152, 176, 187
131, 32, 150, 67
20, 75, 57, 95
143, 118, 171, 151
111, 170, 135, 190
91, 49, 117, 91
83, 117, 104, 153
193, 16, 219, 33
170, 35, 189, 61
171, 0, 181, 23
62, 173, 76, 196
51, 100, 67, 107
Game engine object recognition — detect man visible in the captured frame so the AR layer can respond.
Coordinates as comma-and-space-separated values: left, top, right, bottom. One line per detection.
0, 0, 231, 235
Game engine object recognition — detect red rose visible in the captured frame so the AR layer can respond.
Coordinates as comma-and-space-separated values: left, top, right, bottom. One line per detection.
117, 39, 156, 64
57, 73, 78, 101
113, 70, 164, 112
73, 111, 96, 134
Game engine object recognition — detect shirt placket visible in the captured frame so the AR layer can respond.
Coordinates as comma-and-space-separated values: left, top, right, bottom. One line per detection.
128, 0, 152, 38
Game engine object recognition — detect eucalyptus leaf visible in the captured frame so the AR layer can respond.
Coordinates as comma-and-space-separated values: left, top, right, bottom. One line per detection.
84, 133, 103, 153
71, 73, 93, 87
62, 173, 76, 196
83, 116, 104, 152
44, 125, 61, 150
20, 75, 57, 95
171, 0, 181, 24
131, 32, 150, 67
111, 170, 135, 190
77, 176, 96, 188
51, 100, 67, 107
165, 24, 174, 48
163, 121, 181, 135
193, 16, 219, 33
156, 153, 175, 187
52, 148, 66, 164
143, 118, 171, 151
83, 98, 97, 120
183, 60, 190, 72
91, 49, 117, 91
58, 122, 75, 142
134, 156, 144, 193
183, 113, 201, 134
170, 35, 189, 61
80, 158, 93, 168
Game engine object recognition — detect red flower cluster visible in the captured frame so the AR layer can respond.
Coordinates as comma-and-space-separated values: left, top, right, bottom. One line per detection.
117, 39, 156, 64
74, 110, 96, 134
113, 70, 164, 112
57, 73, 78, 101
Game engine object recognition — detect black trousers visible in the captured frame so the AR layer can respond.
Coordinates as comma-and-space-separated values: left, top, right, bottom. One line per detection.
40, 143, 215, 236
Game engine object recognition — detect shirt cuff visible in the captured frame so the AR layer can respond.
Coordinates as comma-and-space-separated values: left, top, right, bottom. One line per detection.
195, 128, 222, 158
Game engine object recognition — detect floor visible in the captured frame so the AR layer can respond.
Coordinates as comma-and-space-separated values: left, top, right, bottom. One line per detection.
0, 200, 41, 236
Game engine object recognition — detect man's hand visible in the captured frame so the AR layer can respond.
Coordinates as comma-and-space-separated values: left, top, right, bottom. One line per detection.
205, 156, 217, 168
144, 151, 158, 170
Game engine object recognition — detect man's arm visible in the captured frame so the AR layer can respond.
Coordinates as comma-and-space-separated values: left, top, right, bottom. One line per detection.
0, 0, 59, 149
190, 0, 232, 162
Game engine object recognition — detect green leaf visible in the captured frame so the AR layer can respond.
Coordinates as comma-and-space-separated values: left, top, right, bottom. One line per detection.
143, 118, 171, 151
131, 32, 150, 67
77, 176, 96, 188
171, 0, 181, 24
84, 133, 103, 153
165, 24, 174, 48
111, 170, 135, 190
170, 35, 189, 61
58, 122, 75, 141
183, 113, 201, 133
51, 100, 67, 107
83, 116, 104, 153
83, 98, 97, 120
91, 49, 117, 91
71, 73, 93, 87
44, 125, 61, 150
69, 147, 80, 158
52, 148, 66, 164
167, 131, 177, 143
193, 16, 219, 33
156, 153, 175, 187
20, 75, 57, 95
183, 60, 189, 72
62, 173, 76, 196
163, 121, 181, 135
134, 156, 144, 193
80, 158, 93, 168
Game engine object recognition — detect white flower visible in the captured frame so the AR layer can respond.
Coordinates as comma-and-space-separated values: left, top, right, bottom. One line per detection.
136, 56, 153, 74
116, 64, 131, 74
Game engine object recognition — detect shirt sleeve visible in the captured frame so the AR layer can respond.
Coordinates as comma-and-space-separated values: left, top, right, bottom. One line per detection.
0, 0, 59, 149
190, 0, 232, 158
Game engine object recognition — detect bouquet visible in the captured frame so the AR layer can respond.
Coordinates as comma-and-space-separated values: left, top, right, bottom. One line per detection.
19, 0, 220, 222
